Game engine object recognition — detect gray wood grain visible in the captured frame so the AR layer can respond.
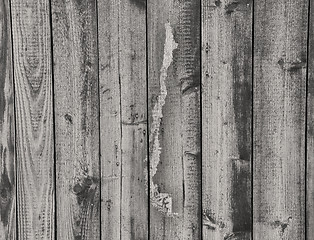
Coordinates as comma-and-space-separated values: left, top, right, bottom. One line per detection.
98, 0, 121, 239
148, 0, 201, 239
307, 1, 314, 239
98, 0, 148, 239
4, 0, 313, 239
0, 0, 16, 239
253, 0, 308, 239
202, 0, 252, 239
51, 0, 100, 239
10, 0, 55, 238
119, 0, 148, 238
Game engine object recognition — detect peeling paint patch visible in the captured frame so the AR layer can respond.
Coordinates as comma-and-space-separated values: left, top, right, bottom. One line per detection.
144, 22, 178, 216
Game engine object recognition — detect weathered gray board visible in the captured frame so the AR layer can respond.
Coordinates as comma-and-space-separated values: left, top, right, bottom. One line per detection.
0, 0, 312, 239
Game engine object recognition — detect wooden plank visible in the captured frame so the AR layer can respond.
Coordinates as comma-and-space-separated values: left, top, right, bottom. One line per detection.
98, 0, 148, 238
147, 0, 201, 239
119, 0, 148, 239
307, 1, 314, 239
10, 0, 55, 238
98, 0, 121, 239
0, 0, 16, 239
51, 0, 100, 239
201, 1, 252, 239
253, 0, 308, 239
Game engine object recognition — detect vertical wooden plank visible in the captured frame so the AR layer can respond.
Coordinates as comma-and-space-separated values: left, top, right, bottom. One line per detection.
119, 0, 148, 239
307, 1, 314, 239
98, 0, 148, 238
98, 0, 121, 239
147, 0, 201, 239
201, 0, 252, 239
51, 0, 100, 239
10, 0, 55, 238
254, 1, 308, 239
0, 0, 15, 239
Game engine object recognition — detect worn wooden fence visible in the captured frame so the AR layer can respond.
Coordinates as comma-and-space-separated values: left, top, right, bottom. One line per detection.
0, 0, 312, 239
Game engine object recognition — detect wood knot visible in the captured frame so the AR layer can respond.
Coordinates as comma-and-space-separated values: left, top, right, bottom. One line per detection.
205, 43, 210, 53
0, 172, 12, 225
226, 2, 240, 14
64, 114, 73, 124
73, 184, 83, 194
0, 187, 11, 208
271, 217, 292, 235
203, 209, 225, 230
129, 0, 146, 9
225, 0, 251, 14
106, 199, 113, 210
73, 176, 99, 205
0, 173, 12, 205
215, 0, 222, 6
224, 232, 251, 239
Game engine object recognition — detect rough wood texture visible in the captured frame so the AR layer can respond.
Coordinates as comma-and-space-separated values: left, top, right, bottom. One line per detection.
253, 0, 308, 239
4, 0, 314, 239
119, 0, 148, 239
99, 0, 148, 238
0, 0, 15, 239
148, 0, 201, 239
308, 1, 314, 238
51, 0, 100, 239
202, 0, 252, 239
10, 0, 55, 238
98, 0, 121, 239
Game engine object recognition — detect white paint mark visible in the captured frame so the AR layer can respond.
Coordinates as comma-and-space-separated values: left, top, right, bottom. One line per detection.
144, 22, 178, 216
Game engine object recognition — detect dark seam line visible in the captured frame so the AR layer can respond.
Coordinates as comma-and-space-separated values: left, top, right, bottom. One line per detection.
200, 9, 202, 240
146, 1, 150, 240
118, 58, 123, 239
7, 0, 18, 238
251, 1, 254, 239
305, 1, 311, 239
180, 8, 185, 227
47, 0, 57, 239
118, 2, 122, 240
95, 0, 102, 239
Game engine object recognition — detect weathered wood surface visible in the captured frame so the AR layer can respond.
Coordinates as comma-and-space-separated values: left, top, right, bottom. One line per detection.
147, 0, 201, 239
99, 0, 148, 239
202, 0, 253, 239
119, 0, 148, 239
51, 0, 100, 239
98, 0, 121, 239
10, 0, 55, 238
0, 0, 15, 239
308, 0, 314, 239
2, 0, 314, 239
253, 0, 308, 239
